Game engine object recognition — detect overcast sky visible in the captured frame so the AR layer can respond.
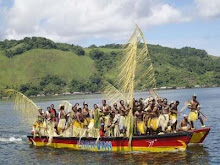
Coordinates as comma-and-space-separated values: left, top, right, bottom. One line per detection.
0, 0, 219, 56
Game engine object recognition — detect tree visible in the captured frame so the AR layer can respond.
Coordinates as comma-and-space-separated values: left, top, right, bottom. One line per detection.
89, 49, 104, 60
88, 44, 97, 48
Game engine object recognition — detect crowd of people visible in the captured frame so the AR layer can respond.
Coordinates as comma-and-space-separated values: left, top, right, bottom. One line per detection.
32, 94, 205, 138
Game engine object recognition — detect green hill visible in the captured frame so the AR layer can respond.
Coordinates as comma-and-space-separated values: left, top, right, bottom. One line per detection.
0, 49, 95, 87
0, 37, 219, 96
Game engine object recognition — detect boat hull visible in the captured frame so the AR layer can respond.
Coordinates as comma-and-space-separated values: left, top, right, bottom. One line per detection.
189, 127, 210, 144
28, 132, 192, 152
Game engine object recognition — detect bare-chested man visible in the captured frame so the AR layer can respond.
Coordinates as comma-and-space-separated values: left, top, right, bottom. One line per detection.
66, 104, 78, 125
57, 105, 66, 134
118, 100, 127, 135
146, 100, 160, 134
100, 100, 110, 116
158, 98, 170, 132
170, 101, 179, 132
75, 107, 84, 127
178, 115, 191, 131
82, 102, 90, 128
110, 103, 120, 137
188, 94, 205, 129
134, 105, 145, 135
72, 107, 84, 137
156, 98, 163, 112
119, 100, 129, 116
144, 98, 155, 130
112, 103, 119, 114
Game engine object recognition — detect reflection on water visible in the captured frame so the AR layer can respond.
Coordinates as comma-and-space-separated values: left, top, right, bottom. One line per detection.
0, 88, 220, 164
186, 145, 210, 164
22, 145, 209, 165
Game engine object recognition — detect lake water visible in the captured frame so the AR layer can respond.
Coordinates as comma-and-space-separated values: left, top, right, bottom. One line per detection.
0, 88, 219, 164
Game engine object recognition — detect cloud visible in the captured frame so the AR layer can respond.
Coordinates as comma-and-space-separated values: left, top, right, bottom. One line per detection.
195, 0, 220, 18
1, 0, 188, 43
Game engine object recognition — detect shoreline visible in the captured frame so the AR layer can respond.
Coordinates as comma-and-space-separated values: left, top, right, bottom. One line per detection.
1, 86, 219, 100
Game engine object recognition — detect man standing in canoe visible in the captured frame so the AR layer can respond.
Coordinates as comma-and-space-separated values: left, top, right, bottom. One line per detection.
72, 106, 84, 137
111, 103, 120, 137
119, 100, 127, 136
170, 101, 179, 132
100, 100, 111, 115
82, 102, 90, 128
188, 94, 205, 129
134, 103, 145, 135
57, 105, 67, 134
50, 104, 57, 125
158, 98, 170, 132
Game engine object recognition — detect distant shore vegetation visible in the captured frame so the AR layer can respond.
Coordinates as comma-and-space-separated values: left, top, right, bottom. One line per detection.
0, 37, 219, 97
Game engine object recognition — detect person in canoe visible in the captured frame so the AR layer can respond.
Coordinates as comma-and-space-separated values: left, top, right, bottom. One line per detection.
100, 100, 110, 114
178, 114, 191, 131
32, 114, 44, 136
82, 102, 90, 128
158, 98, 170, 132
146, 99, 160, 134
50, 104, 57, 121
187, 94, 205, 129
170, 101, 179, 132
72, 106, 84, 137
134, 103, 145, 135
57, 105, 67, 134
111, 103, 120, 137
144, 98, 154, 134
119, 100, 127, 136
49, 104, 57, 131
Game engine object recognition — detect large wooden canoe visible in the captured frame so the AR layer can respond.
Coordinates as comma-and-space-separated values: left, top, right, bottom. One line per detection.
189, 127, 210, 144
28, 131, 192, 152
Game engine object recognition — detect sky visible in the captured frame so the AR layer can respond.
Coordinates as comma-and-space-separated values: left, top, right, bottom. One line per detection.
0, 0, 219, 56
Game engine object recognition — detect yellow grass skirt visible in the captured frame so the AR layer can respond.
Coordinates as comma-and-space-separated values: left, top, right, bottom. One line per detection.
83, 117, 90, 128
188, 111, 198, 122
57, 119, 66, 133
170, 114, 177, 124
88, 119, 94, 129
33, 121, 44, 135
137, 121, 145, 134
73, 121, 83, 128
147, 117, 159, 131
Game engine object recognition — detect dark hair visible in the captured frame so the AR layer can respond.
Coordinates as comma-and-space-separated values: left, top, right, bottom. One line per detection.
60, 105, 65, 110
176, 101, 180, 104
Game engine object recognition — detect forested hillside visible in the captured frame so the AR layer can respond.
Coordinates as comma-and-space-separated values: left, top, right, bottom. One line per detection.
0, 37, 219, 97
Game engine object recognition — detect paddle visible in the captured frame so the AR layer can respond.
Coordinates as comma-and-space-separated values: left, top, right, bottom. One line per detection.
199, 111, 208, 121
179, 100, 190, 112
